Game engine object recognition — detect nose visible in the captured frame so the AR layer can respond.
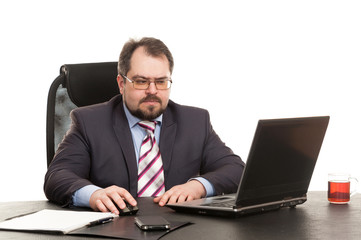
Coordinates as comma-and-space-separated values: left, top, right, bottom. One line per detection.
146, 81, 158, 94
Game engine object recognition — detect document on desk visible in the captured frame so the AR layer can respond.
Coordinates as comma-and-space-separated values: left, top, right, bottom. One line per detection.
0, 209, 117, 234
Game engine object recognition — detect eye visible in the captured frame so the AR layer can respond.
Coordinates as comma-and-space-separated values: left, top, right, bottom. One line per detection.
155, 80, 166, 85
135, 80, 148, 85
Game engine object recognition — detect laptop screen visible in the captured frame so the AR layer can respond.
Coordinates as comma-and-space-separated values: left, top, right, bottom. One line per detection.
236, 117, 329, 206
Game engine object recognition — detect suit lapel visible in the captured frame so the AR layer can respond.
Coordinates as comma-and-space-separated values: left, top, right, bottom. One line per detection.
112, 99, 138, 196
159, 105, 177, 184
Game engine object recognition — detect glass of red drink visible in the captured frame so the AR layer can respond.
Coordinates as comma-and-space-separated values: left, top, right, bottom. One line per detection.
328, 173, 358, 204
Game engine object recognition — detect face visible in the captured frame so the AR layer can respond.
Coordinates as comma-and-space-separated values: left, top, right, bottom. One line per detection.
117, 46, 171, 120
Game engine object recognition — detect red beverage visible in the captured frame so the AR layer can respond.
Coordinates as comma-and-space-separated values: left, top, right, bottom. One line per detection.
328, 181, 350, 203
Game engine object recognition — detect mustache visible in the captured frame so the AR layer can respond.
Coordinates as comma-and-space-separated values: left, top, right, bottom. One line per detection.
139, 95, 162, 104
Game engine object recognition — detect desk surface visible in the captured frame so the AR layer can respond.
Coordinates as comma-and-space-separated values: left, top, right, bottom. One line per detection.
0, 192, 360, 240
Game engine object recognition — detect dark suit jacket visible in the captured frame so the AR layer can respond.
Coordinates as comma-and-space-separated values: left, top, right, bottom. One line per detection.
44, 95, 245, 206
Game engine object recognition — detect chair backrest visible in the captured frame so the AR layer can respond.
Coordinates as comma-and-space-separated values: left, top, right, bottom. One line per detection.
46, 62, 119, 167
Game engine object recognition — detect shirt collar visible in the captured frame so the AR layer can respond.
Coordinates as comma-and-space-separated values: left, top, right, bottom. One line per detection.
123, 102, 163, 128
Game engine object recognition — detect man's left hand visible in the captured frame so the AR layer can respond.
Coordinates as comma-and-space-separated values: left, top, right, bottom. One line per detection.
153, 180, 206, 206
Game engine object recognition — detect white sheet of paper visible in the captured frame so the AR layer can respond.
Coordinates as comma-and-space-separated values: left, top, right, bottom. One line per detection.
0, 209, 117, 234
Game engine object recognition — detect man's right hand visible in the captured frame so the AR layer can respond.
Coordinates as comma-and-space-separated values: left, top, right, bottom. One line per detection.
89, 185, 137, 215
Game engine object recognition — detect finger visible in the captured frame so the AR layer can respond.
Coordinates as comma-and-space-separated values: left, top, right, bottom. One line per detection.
95, 199, 109, 213
108, 193, 125, 213
153, 195, 162, 203
107, 186, 136, 208
102, 195, 119, 214
186, 195, 194, 202
177, 194, 187, 203
158, 191, 173, 206
111, 189, 137, 208
120, 190, 137, 206
168, 192, 182, 204
153, 192, 166, 203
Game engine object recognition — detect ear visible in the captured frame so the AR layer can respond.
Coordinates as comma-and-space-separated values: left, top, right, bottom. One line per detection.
117, 75, 125, 94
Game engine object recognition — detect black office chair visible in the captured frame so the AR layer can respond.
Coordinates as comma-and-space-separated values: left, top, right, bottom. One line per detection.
46, 62, 119, 167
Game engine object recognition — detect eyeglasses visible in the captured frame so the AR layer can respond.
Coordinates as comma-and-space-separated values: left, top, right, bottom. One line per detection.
122, 75, 172, 90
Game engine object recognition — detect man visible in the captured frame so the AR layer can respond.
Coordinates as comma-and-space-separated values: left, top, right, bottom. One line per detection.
44, 37, 245, 215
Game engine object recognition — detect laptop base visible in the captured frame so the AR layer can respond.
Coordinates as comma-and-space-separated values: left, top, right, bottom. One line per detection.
167, 194, 307, 217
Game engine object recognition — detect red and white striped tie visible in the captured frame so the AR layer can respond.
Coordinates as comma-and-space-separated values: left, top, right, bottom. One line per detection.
137, 121, 165, 197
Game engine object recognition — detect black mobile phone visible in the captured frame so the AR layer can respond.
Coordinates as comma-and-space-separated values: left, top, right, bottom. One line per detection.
135, 216, 170, 231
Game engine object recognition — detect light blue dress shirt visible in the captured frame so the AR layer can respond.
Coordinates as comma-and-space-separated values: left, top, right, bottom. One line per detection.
72, 103, 215, 207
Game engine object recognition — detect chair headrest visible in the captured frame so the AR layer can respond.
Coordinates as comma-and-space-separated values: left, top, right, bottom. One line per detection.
61, 62, 119, 107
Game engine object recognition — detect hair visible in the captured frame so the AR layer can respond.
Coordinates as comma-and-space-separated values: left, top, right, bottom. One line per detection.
118, 37, 174, 76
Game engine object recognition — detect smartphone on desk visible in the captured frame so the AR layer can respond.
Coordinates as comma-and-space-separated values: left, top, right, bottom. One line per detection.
135, 216, 170, 231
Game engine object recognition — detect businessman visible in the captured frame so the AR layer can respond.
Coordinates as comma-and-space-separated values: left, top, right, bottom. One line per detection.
44, 37, 245, 214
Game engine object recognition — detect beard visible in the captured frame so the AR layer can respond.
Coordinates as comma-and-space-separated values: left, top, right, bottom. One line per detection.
126, 95, 166, 121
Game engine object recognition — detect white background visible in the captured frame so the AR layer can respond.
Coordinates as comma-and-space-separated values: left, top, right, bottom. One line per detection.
1, 0, 360, 202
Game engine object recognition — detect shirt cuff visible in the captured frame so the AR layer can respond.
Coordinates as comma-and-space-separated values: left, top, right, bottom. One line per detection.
72, 185, 102, 207
191, 177, 215, 197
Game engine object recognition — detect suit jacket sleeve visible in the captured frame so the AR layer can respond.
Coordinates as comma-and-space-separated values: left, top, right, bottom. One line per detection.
44, 108, 94, 206
44, 96, 138, 207
200, 112, 245, 194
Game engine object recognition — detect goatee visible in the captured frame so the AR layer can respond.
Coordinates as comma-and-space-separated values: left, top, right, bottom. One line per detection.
127, 95, 166, 121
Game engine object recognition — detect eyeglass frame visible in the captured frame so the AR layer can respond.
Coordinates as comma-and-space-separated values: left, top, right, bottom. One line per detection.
121, 74, 173, 90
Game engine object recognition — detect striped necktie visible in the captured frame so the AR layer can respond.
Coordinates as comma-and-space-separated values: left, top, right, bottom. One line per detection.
137, 121, 165, 197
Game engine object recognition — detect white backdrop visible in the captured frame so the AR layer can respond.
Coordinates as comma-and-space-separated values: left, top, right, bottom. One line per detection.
1, 0, 360, 202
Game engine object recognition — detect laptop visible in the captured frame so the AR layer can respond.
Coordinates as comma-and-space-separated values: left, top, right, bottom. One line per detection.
167, 116, 330, 217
